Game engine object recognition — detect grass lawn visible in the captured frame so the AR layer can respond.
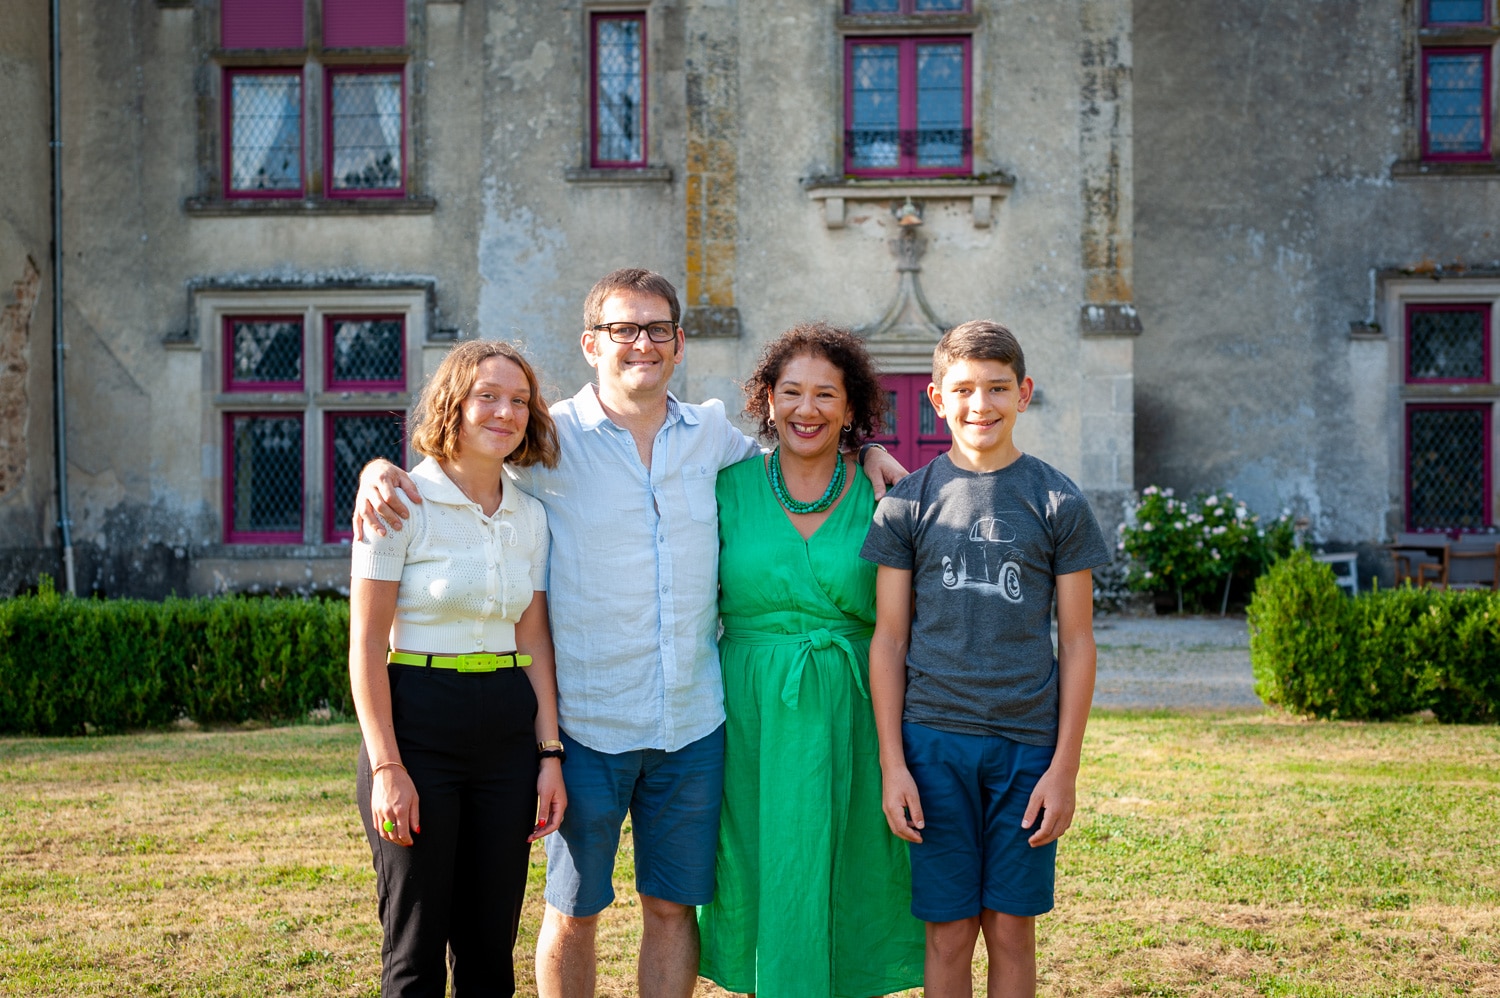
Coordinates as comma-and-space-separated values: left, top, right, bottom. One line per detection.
0, 713, 1496, 996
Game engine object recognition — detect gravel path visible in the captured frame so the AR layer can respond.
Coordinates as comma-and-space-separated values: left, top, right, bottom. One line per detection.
1090, 613, 1263, 710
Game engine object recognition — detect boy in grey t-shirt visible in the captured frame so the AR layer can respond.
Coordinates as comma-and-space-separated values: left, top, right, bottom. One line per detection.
861, 320, 1108, 998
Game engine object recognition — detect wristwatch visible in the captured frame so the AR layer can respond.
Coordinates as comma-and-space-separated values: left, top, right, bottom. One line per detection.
538, 739, 566, 763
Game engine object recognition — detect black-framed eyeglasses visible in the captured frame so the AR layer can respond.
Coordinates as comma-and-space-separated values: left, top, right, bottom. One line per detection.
592, 321, 678, 344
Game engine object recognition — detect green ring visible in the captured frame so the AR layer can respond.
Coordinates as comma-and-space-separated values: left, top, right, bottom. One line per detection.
382, 819, 395, 833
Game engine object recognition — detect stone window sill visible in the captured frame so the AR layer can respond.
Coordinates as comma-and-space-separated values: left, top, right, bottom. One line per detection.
1391, 160, 1500, 180
198, 543, 357, 560
1399, 383, 1500, 400
802, 174, 1013, 228
835, 13, 981, 34
185, 196, 438, 217
564, 166, 674, 185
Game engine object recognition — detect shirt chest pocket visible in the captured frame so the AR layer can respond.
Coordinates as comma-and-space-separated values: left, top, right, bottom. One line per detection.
681, 464, 718, 525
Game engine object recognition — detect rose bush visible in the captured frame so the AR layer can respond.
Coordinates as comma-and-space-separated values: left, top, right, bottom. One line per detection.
1119, 486, 1295, 612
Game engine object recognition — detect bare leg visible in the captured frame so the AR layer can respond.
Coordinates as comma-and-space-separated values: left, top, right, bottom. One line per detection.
980, 909, 1036, 998
638, 893, 699, 998
536, 903, 599, 998
923, 916, 981, 998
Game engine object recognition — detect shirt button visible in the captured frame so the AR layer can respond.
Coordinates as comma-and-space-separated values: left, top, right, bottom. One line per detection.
486, 594, 495, 602
661, 585, 669, 593
475, 639, 483, 648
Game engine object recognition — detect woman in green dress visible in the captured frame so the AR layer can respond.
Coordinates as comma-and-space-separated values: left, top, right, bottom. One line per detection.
699, 322, 924, 998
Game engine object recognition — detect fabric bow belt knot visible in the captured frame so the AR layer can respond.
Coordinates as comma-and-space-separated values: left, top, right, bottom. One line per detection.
721, 622, 872, 710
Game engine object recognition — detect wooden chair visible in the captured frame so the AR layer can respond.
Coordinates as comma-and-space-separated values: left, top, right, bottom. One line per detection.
1389, 544, 1445, 587
1415, 545, 1450, 589
1447, 542, 1500, 591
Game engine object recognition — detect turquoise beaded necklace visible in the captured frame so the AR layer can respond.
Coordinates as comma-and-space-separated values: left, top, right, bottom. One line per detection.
766, 446, 847, 514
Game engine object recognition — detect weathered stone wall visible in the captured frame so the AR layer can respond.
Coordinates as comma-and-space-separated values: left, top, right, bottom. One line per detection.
1, 0, 1131, 596
0, 260, 39, 503
0, 0, 54, 574
1134, 0, 1500, 548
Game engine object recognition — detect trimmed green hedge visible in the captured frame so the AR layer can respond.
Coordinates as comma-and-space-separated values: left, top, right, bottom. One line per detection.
0, 580, 351, 735
1248, 550, 1500, 723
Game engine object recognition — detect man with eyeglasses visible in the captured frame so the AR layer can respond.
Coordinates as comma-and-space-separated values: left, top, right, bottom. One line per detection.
353, 268, 904, 998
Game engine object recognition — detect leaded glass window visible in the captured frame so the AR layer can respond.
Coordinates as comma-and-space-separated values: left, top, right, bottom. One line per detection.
228, 414, 304, 540
327, 412, 405, 541
1408, 306, 1488, 381
916, 43, 965, 168
846, 37, 971, 176
330, 71, 404, 193
228, 70, 303, 194
850, 44, 901, 169
1427, 0, 1486, 25
846, 0, 968, 11
1408, 407, 1488, 530
593, 14, 646, 166
227, 317, 303, 389
327, 316, 405, 388
1424, 50, 1488, 158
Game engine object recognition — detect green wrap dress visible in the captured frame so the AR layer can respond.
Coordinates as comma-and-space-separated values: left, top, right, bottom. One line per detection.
698, 456, 924, 998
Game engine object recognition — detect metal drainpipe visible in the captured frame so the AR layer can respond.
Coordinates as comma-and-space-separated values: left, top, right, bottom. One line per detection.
50, 0, 76, 595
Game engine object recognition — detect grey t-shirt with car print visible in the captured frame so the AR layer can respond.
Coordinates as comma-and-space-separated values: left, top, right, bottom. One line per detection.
861, 452, 1109, 746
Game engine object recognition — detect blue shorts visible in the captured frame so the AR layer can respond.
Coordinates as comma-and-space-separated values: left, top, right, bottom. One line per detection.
543, 726, 724, 918
902, 721, 1057, 921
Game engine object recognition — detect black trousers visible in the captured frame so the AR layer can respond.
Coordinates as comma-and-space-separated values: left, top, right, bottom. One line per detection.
357, 664, 539, 998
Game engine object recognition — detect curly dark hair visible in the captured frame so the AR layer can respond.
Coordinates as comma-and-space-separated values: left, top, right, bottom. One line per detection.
742, 321, 887, 449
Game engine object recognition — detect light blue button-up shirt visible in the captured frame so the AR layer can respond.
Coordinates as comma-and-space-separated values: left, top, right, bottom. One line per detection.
512, 384, 759, 753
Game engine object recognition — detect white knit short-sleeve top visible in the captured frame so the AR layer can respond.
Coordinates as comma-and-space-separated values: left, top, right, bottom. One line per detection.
350, 457, 549, 655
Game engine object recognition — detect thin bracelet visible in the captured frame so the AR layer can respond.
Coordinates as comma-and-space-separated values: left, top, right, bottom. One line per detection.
371, 761, 407, 777
858, 441, 886, 465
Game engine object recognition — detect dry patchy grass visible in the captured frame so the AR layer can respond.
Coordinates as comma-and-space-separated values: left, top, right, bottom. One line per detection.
0, 715, 1496, 996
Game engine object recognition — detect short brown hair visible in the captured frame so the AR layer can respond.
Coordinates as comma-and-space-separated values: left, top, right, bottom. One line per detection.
932, 320, 1026, 386
408, 340, 560, 468
742, 321, 887, 449
583, 268, 682, 329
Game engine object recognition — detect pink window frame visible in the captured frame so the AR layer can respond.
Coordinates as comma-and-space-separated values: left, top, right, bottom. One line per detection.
844, 36, 973, 178
324, 313, 407, 391
1404, 402, 1493, 532
590, 11, 649, 168
325, 66, 408, 199
224, 411, 305, 544
223, 314, 305, 393
1420, 46, 1493, 162
1423, 0, 1489, 26
1405, 302, 1491, 383
844, 1, 972, 13
223, 67, 306, 199
324, 410, 406, 543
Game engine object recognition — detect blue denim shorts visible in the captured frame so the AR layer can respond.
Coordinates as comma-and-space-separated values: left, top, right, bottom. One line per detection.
543, 725, 724, 917
902, 721, 1057, 921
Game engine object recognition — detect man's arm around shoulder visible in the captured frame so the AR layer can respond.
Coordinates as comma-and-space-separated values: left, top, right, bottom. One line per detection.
1022, 569, 1096, 847
352, 459, 420, 541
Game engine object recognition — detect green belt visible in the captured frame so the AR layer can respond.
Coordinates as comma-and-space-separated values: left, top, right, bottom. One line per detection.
719, 623, 872, 710
387, 651, 532, 672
